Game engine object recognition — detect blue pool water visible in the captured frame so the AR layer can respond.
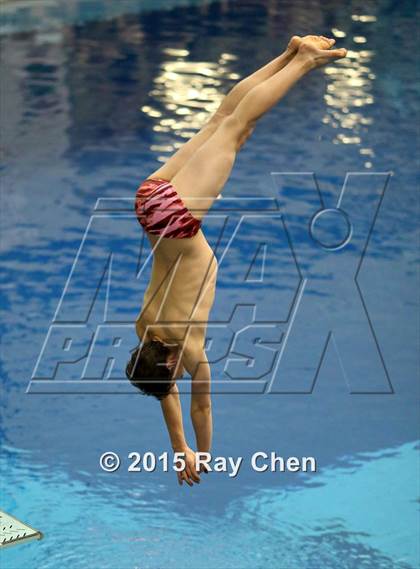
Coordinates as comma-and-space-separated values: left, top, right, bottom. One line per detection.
1, 1, 419, 568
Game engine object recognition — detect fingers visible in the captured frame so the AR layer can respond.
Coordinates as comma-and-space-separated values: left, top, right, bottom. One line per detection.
184, 472, 194, 487
180, 470, 193, 486
175, 450, 208, 487
177, 469, 192, 486
177, 466, 200, 487
186, 464, 201, 483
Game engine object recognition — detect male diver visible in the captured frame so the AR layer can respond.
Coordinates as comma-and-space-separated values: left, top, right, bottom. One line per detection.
126, 35, 347, 486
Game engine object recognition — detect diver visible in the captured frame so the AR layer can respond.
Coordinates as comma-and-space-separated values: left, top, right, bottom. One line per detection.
126, 35, 347, 486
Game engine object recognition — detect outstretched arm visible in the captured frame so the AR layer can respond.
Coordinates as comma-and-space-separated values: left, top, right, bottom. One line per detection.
183, 346, 212, 453
160, 384, 188, 452
160, 385, 201, 486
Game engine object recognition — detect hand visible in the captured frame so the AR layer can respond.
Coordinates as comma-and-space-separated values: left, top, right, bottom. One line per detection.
174, 446, 201, 487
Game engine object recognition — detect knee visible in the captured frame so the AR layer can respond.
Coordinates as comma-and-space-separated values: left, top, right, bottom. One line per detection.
219, 114, 253, 149
238, 123, 255, 149
221, 113, 244, 133
209, 110, 230, 127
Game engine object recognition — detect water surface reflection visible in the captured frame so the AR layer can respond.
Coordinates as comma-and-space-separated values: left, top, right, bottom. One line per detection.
2, 441, 417, 568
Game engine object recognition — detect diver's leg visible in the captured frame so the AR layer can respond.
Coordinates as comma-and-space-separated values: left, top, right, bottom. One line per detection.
148, 37, 302, 181
170, 39, 347, 219
209, 35, 302, 117
232, 40, 346, 127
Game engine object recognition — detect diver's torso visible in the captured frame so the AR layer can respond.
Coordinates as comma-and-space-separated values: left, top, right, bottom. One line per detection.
136, 229, 217, 344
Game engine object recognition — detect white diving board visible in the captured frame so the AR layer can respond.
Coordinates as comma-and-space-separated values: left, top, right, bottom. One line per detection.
0, 510, 43, 548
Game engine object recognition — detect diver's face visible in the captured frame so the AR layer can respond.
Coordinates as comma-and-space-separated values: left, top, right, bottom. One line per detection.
151, 335, 184, 379
166, 351, 185, 379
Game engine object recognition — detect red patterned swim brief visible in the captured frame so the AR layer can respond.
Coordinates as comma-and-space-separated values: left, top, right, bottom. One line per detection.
135, 177, 202, 239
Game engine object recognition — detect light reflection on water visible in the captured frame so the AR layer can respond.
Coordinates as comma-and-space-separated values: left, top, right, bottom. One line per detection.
143, 49, 239, 161
324, 17, 377, 167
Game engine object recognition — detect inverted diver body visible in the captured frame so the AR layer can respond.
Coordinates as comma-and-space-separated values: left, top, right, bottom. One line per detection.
127, 34, 347, 487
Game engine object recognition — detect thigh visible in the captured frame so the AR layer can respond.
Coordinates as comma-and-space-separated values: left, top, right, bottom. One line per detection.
170, 115, 242, 219
147, 112, 227, 183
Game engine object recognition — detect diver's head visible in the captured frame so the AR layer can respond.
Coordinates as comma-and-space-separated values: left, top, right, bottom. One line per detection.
125, 338, 182, 400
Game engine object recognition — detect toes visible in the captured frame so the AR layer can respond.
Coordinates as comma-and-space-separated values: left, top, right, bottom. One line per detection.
301, 34, 333, 50
318, 35, 333, 49
321, 36, 336, 46
324, 47, 347, 58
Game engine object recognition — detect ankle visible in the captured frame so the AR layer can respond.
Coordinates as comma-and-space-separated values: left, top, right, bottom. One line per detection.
273, 48, 294, 72
293, 51, 315, 73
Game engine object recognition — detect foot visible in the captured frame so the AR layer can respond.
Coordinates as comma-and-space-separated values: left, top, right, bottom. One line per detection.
287, 34, 333, 53
296, 34, 347, 69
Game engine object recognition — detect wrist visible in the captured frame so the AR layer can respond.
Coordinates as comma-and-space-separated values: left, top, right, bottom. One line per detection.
275, 48, 295, 69
172, 442, 188, 452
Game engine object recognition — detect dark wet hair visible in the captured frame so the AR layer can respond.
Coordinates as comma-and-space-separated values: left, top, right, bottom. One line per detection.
126, 340, 174, 400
